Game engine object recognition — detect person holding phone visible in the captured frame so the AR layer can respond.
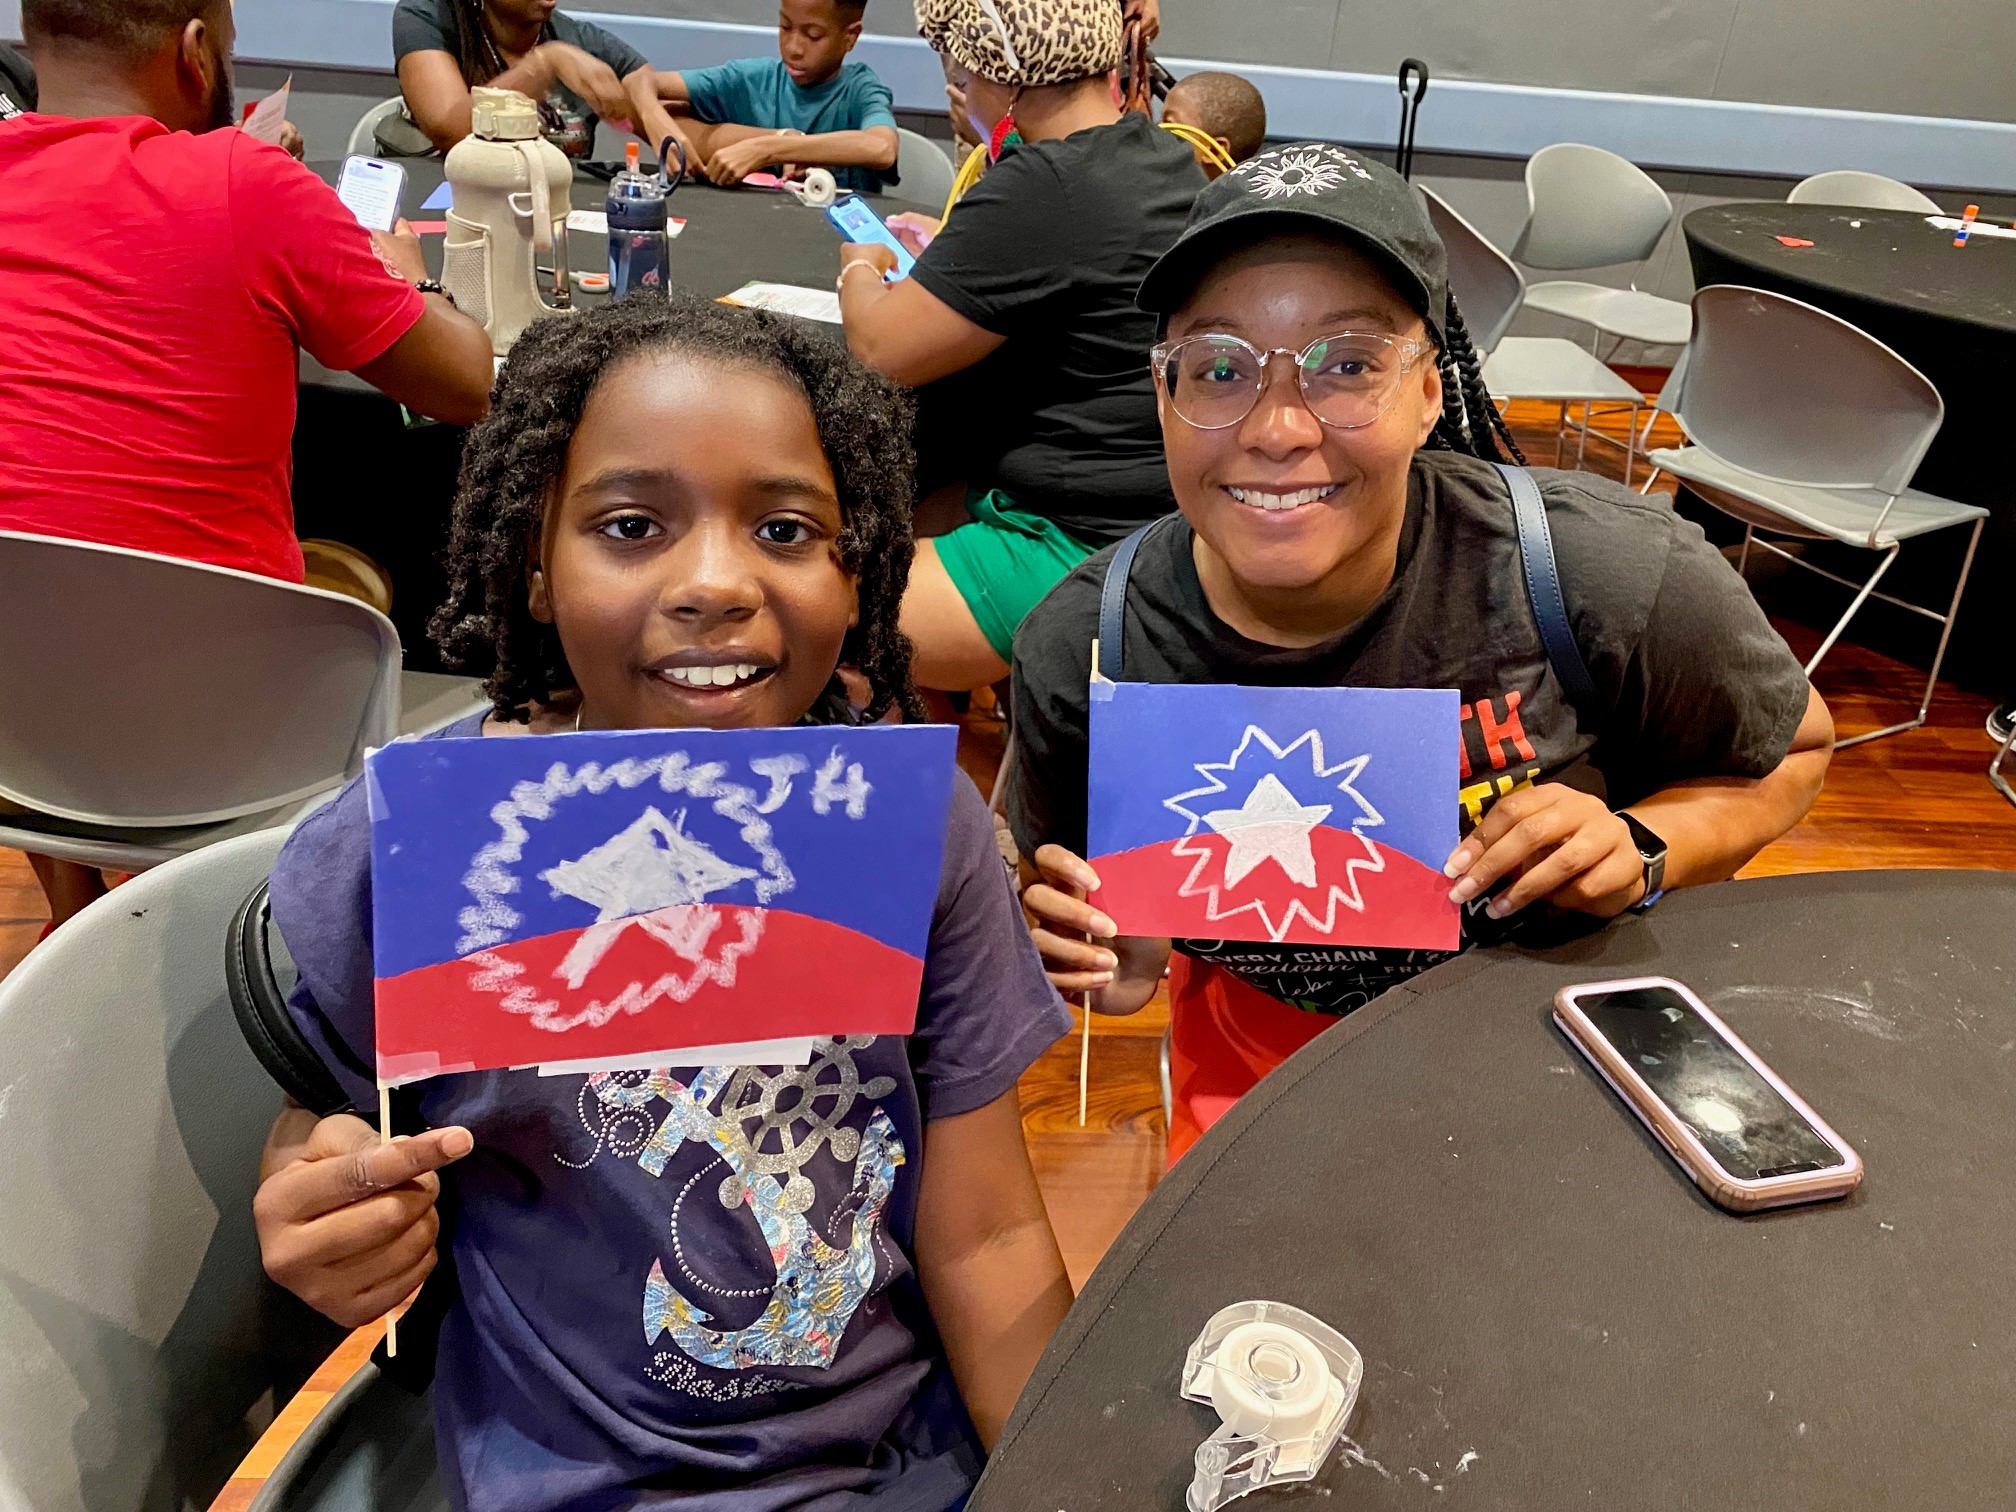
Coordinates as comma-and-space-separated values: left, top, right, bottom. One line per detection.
835, 0, 1204, 695
0, 0, 495, 931
393, 0, 687, 162
1006, 147, 1835, 1161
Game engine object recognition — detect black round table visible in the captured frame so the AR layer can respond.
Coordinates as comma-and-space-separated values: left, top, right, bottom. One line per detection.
1683, 204, 2016, 693
973, 871, 2016, 1510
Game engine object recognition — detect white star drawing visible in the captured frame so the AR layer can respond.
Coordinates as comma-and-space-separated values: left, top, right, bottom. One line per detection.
1163, 726, 1386, 943
1202, 773, 1333, 889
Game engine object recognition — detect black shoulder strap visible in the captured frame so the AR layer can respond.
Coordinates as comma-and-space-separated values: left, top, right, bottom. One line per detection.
1494, 462, 1600, 715
226, 880, 357, 1119
1096, 518, 1170, 682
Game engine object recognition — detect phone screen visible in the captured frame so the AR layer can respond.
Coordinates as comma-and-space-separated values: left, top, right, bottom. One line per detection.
337, 156, 406, 233
825, 195, 916, 279
1575, 985, 1846, 1180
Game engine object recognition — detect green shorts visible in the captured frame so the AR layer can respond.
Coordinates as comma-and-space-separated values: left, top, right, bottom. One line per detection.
931, 490, 1099, 661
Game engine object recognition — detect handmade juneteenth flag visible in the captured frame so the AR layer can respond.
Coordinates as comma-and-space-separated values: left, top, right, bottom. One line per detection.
1086, 683, 1460, 949
367, 724, 958, 1085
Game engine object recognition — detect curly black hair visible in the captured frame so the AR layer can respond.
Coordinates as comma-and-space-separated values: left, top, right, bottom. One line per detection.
1424, 296, 1526, 466
429, 293, 927, 725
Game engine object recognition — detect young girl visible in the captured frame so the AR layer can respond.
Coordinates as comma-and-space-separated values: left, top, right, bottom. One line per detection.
1009, 145, 1835, 1162
253, 296, 1074, 1510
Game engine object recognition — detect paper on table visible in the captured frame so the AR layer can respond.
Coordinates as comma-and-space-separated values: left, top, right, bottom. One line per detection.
241, 77, 291, 146
566, 209, 686, 238
1926, 215, 2016, 240
421, 181, 454, 211
721, 281, 842, 324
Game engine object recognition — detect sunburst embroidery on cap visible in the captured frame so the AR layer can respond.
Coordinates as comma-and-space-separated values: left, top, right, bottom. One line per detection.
1240, 145, 1373, 198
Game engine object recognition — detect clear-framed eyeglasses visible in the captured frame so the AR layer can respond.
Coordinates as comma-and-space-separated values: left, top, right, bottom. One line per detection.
1151, 331, 1432, 432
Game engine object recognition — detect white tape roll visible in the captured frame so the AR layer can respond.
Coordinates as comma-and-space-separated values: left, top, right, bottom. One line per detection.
799, 168, 839, 208
1206, 1322, 1331, 1441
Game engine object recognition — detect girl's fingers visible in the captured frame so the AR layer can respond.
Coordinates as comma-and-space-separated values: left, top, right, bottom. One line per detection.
342, 1251, 438, 1329
1548, 848, 1648, 916
286, 1187, 438, 1267
1029, 928, 1119, 974
1022, 883, 1117, 940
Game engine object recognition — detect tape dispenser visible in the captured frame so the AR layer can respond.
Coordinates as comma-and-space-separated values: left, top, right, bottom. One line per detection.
779, 168, 840, 208
1180, 1301, 1363, 1511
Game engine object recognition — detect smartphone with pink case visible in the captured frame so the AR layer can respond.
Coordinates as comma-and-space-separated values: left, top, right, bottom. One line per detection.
1554, 975, 1862, 1213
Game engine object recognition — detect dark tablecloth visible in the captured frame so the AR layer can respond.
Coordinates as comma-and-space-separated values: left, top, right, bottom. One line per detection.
973, 870, 2016, 1511
1683, 204, 2016, 694
293, 159, 870, 663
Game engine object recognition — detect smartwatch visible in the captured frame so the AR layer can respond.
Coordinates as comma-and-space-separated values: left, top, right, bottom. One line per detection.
1618, 811, 1668, 912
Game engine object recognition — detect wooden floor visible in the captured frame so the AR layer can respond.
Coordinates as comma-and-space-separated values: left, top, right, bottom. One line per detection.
3, 395, 2014, 1507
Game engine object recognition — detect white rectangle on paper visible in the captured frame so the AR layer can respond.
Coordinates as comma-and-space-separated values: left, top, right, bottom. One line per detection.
721, 281, 843, 324
533, 1037, 816, 1076
1925, 215, 2016, 239
566, 210, 685, 237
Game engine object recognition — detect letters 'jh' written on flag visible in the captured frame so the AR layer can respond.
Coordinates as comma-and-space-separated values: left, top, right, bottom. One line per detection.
1086, 682, 1460, 949
367, 725, 958, 1086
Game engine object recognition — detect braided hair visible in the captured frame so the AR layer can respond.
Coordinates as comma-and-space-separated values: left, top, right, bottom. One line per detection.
443, 0, 510, 85
1424, 296, 1526, 465
429, 294, 927, 726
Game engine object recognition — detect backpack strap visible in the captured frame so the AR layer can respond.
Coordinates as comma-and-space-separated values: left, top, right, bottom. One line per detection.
226, 880, 356, 1119
1494, 462, 1599, 716
1096, 517, 1171, 682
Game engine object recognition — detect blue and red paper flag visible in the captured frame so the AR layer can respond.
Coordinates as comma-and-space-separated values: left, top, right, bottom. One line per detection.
367, 725, 957, 1085
1087, 683, 1460, 949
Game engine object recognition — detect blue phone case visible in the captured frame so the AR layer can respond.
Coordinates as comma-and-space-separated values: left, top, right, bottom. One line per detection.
825, 196, 915, 279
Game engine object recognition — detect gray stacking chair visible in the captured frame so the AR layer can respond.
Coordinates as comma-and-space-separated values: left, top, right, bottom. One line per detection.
346, 98, 408, 159
1423, 187, 1649, 482
1513, 143, 1692, 352
1641, 286, 1986, 747
0, 532, 484, 872
1788, 171, 1942, 214
0, 827, 347, 1512
890, 127, 956, 210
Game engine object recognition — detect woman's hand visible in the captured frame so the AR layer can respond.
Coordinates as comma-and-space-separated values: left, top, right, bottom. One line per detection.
884, 212, 942, 255
254, 1113, 472, 1328
1022, 844, 1120, 993
1443, 784, 1646, 920
541, 42, 633, 124
1123, 0, 1161, 43
840, 241, 899, 280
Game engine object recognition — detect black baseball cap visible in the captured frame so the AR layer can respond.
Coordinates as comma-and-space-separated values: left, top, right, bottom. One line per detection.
1138, 143, 1449, 344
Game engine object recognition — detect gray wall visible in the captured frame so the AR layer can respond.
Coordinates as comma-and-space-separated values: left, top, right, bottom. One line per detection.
591, 0, 2016, 125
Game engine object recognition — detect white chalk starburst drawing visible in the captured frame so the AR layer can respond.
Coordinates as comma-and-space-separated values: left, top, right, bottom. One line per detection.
1164, 726, 1386, 943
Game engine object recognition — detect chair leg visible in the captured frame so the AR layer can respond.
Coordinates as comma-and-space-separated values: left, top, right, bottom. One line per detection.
1737, 525, 1755, 576
1805, 543, 1901, 680
1911, 517, 1984, 727
988, 727, 1017, 815
1158, 1023, 1174, 1134
1574, 404, 1593, 469
1554, 402, 1568, 467
1991, 721, 2016, 808
1638, 465, 1664, 497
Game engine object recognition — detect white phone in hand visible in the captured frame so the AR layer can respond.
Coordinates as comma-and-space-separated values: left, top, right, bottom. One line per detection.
336, 155, 407, 234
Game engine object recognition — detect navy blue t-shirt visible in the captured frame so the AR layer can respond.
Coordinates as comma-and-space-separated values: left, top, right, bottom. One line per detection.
269, 713, 1070, 1511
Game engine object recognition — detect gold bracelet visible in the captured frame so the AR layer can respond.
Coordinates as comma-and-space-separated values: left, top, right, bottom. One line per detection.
836, 258, 886, 290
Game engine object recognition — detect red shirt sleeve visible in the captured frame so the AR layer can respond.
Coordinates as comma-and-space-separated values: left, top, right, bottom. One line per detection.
226, 134, 426, 372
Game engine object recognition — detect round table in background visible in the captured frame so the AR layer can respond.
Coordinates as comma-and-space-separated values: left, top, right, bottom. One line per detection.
972, 870, 2016, 1511
1682, 203, 2016, 693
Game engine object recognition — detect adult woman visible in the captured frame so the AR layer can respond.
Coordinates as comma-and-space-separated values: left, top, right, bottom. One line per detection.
835, 0, 1204, 691
1008, 146, 1834, 1161
394, 0, 684, 161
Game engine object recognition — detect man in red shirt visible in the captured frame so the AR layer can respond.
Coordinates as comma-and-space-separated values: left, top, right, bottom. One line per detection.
1, 0, 495, 928
0, 0, 495, 584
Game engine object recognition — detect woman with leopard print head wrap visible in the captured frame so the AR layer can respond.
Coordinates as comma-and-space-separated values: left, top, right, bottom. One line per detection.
836, 0, 1204, 696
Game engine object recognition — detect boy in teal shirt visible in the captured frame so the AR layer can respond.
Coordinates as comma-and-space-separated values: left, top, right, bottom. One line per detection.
658, 0, 899, 193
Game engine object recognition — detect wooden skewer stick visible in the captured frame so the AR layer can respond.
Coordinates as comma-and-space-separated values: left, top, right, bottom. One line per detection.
378, 1082, 399, 1358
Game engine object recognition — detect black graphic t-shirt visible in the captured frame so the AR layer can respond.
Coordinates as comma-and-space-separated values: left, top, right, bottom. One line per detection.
1006, 452, 1813, 1016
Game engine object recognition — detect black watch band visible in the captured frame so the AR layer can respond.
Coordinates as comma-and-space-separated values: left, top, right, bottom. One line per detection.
1618, 811, 1668, 912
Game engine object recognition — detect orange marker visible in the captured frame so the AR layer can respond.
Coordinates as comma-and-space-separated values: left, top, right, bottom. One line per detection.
1955, 204, 1980, 247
